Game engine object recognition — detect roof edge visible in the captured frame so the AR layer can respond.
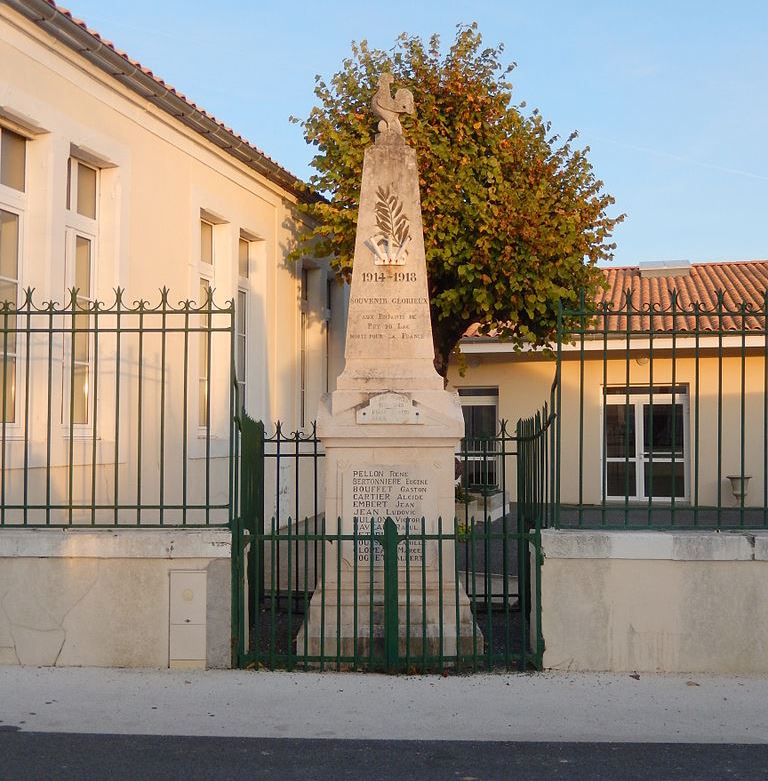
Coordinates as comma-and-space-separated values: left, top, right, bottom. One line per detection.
6, 0, 321, 204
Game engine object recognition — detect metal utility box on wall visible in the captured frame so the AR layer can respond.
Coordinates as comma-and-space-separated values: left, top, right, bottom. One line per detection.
169, 570, 207, 669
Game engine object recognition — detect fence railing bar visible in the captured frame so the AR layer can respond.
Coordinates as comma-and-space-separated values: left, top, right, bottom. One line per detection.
21, 305, 30, 525
90, 306, 99, 525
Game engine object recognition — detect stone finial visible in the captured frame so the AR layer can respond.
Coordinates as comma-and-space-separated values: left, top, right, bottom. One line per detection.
372, 73, 414, 136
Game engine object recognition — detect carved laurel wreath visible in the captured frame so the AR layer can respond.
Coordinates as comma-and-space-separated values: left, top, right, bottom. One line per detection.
374, 185, 410, 247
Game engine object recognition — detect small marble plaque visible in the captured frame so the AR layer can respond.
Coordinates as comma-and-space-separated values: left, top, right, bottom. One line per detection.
356, 392, 422, 425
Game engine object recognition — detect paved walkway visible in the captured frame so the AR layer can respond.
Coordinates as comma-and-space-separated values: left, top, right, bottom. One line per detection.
2, 666, 767, 744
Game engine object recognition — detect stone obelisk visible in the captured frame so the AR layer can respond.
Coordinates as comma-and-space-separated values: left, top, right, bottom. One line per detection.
299, 73, 479, 661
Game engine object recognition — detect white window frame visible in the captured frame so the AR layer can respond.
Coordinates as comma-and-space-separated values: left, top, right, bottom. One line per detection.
236, 284, 247, 415
0, 126, 27, 197
602, 386, 690, 502
66, 158, 99, 228
324, 275, 333, 394
197, 273, 213, 432
0, 127, 27, 429
200, 217, 215, 269
62, 156, 99, 432
457, 388, 500, 492
0, 204, 24, 429
236, 233, 252, 413
61, 228, 96, 431
299, 266, 309, 429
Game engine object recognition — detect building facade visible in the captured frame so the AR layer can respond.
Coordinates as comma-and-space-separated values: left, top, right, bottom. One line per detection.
0, 0, 344, 668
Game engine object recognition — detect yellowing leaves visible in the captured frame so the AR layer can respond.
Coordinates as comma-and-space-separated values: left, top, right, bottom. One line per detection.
290, 24, 623, 376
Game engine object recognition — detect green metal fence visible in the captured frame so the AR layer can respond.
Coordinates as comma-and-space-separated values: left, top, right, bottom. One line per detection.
232, 396, 554, 672
0, 287, 235, 527
555, 289, 768, 529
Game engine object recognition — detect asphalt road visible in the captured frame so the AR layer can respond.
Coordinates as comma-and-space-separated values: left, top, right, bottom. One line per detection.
2, 732, 767, 781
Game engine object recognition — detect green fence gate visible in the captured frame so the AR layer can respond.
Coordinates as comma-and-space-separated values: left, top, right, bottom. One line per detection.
232, 388, 555, 672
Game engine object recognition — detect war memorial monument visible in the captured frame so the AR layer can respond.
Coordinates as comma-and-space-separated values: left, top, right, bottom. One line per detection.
298, 74, 479, 659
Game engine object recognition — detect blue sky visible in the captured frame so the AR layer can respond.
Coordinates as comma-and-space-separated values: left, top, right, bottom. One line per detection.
63, 0, 767, 265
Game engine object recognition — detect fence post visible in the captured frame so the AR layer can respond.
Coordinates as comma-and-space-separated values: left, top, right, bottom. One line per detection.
383, 517, 400, 672
235, 414, 264, 664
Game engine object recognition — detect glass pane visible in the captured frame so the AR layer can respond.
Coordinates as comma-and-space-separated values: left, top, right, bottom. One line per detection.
74, 324, 89, 363
200, 221, 213, 265
66, 157, 72, 210
75, 236, 91, 295
0, 278, 16, 306
605, 404, 635, 458
238, 238, 249, 278
0, 356, 15, 423
237, 290, 246, 334
237, 334, 246, 379
199, 331, 209, 380
0, 209, 19, 280
198, 378, 208, 427
606, 462, 636, 497
76, 162, 97, 219
463, 404, 496, 440
644, 461, 685, 499
0, 279, 17, 354
72, 363, 88, 424
0, 129, 26, 191
643, 404, 684, 456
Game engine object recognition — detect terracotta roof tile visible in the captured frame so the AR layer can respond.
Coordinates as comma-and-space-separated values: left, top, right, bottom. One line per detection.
596, 261, 768, 332
465, 260, 768, 339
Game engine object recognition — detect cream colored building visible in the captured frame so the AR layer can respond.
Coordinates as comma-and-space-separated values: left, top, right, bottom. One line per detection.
450, 260, 768, 512
451, 261, 768, 673
0, 0, 344, 667
0, 0, 344, 521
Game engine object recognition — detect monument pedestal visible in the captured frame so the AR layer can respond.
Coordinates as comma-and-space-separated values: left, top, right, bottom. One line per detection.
297, 390, 481, 663
298, 74, 483, 664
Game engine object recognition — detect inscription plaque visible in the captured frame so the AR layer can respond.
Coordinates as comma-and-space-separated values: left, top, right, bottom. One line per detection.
343, 464, 436, 564
356, 392, 422, 425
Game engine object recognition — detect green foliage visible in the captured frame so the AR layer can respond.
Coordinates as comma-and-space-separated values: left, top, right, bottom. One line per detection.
290, 24, 624, 374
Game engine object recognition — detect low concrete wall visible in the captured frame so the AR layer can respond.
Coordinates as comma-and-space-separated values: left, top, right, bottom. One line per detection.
540, 530, 768, 673
0, 529, 231, 669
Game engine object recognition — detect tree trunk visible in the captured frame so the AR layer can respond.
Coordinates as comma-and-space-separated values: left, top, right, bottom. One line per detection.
432, 318, 469, 383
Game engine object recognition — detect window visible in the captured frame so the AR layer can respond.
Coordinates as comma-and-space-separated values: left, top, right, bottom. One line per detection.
66, 158, 97, 219
235, 234, 252, 412
197, 213, 224, 428
64, 157, 98, 426
325, 277, 333, 393
69, 235, 93, 425
0, 209, 19, 422
198, 277, 211, 428
0, 128, 27, 424
300, 267, 309, 428
0, 129, 26, 192
603, 386, 688, 501
238, 235, 250, 279
201, 219, 214, 266
236, 289, 247, 413
458, 388, 499, 491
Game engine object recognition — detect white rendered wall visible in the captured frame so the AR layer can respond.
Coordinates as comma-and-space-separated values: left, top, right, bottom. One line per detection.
0, 529, 231, 668
539, 529, 768, 673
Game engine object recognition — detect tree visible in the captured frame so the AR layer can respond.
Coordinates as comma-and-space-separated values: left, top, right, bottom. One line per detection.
291, 24, 624, 376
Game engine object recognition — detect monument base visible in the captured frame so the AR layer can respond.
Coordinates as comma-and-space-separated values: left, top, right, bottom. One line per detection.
296, 583, 482, 665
